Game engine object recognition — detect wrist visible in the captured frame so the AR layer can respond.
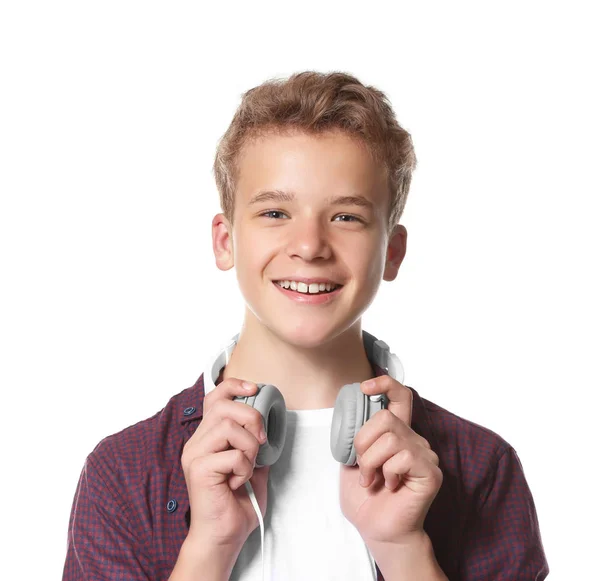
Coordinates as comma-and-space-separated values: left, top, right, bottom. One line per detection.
168, 535, 242, 581
367, 531, 448, 581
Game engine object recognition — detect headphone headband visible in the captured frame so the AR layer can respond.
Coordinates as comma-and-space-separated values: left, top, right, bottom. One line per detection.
203, 330, 404, 397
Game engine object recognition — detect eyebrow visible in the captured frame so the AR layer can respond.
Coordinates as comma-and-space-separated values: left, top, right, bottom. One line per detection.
247, 189, 374, 210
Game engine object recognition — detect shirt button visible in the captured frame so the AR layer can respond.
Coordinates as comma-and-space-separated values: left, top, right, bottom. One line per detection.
167, 499, 178, 513
183, 406, 196, 416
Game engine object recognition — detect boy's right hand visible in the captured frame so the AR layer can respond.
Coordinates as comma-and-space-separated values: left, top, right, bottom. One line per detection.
181, 379, 270, 552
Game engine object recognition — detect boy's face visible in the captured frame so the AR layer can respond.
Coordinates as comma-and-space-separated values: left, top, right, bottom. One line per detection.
212, 129, 407, 347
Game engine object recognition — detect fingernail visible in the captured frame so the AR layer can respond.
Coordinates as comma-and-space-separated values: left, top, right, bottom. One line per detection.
242, 381, 254, 391
259, 429, 267, 442
363, 379, 376, 390
359, 474, 367, 487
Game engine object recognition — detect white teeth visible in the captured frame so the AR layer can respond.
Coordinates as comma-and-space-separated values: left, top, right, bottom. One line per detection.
275, 280, 339, 294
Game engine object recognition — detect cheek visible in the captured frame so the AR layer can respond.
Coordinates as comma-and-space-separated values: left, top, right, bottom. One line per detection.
355, 240, 386, 282
233, 234, 271, 282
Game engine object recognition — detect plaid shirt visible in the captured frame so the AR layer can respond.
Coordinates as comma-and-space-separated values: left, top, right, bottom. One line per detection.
62, 366, 549, 580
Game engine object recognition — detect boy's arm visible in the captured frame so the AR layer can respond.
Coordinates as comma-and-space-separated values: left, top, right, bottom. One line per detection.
167, 535, 242, 581
62, 451, 153, 581
459, 446, 549, 580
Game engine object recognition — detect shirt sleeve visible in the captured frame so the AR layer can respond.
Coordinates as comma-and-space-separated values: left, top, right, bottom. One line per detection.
458, 446, 549, 580
62, 448, 154, 581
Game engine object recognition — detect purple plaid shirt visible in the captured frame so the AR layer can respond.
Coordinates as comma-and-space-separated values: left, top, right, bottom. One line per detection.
62, 366, 549, 580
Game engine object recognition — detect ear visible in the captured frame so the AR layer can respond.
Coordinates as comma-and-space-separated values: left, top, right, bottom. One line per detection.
212, 213, 235, 271
383, 224, 407, 282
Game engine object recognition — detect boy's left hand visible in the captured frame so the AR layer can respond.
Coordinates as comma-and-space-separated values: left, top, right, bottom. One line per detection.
339, 375, 443, 546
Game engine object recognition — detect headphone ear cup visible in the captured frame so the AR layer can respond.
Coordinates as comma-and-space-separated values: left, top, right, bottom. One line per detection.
330, 383, 365, 466
234, 384, 287, 467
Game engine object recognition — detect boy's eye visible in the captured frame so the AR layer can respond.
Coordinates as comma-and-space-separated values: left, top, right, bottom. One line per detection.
259, 211, 363, 223
334, 214, 362, 223
261, 210, 287, 219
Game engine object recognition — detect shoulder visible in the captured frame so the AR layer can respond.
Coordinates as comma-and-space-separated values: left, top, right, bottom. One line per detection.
409, 387, 514, 496
85, 375, 206, 492
422, 393, 511, 453
407, 387, 549, 576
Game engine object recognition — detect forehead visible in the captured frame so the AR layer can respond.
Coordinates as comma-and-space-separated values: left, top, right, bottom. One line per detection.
235, 129, 389, 208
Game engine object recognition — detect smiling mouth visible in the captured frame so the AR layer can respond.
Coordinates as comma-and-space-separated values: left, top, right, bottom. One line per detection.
273, 280, 343, 295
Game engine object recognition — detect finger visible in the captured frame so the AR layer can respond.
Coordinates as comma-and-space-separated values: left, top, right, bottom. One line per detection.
200, 393, 267, 445
357, 427, 438, 488
361, 375, 413, 426
381, 451, 443, 494
191, 416, 265, 468
193, 448, 255, 491
380, 449, 416, 490
357, 429, 404, 487
204, 377, 260, 415
353, 408, 411, 462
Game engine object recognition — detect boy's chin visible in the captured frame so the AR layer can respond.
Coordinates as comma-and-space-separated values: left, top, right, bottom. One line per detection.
266, 320, 353, 350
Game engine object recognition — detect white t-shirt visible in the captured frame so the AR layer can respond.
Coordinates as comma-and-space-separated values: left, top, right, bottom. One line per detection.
230, 407, 378, 580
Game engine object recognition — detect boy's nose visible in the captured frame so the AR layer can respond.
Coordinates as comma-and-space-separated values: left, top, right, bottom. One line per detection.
285, 220, 333, 261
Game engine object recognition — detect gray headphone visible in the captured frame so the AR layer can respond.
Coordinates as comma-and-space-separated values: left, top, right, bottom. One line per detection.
204, 330, 404, 468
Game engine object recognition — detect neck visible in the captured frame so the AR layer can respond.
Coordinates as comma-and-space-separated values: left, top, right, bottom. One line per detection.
220, 314, 376, 410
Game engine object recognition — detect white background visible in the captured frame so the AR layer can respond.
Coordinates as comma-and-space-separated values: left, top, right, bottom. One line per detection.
1, 1, 598, 579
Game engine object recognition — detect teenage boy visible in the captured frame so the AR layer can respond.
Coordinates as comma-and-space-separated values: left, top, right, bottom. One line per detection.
63, 71, 549, 580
